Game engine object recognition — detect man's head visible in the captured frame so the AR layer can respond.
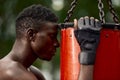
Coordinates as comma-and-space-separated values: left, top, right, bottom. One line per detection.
16, 4, 58, 38
15, 4, 59, 60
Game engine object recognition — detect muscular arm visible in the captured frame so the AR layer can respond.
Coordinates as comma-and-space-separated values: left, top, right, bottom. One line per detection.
74, 16, 101, 80
29, 65, 46, 80
79, 65, 94, 80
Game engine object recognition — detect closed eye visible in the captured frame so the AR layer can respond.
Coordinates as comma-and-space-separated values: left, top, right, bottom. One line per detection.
50, 34, 57, 39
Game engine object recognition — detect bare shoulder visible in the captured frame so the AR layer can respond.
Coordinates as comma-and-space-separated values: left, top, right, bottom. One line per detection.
0, 61, 37, 80
29, 65, 46, 80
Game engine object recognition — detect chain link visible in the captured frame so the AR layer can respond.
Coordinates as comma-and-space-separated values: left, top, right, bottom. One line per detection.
107, 0, 119, 23
64, 0, 78, 23
98, 0, 105, 24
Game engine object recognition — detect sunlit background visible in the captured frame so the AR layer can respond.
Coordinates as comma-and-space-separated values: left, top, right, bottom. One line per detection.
0, 0, 120, 80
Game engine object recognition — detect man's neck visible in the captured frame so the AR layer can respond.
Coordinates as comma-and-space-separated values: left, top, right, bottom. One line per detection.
4, 39, 37, 68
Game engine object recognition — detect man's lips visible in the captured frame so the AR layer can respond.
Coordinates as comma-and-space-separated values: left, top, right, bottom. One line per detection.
51, 49, 56, 55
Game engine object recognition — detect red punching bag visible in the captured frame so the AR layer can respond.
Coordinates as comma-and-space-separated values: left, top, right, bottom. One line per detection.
94, 26, 120, 80
60, 28, 80, 80
94, 0, 120, 79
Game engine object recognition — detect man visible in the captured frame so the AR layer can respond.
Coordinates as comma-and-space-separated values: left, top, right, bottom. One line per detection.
74, 16, 101, 80
0, 4, 59, 80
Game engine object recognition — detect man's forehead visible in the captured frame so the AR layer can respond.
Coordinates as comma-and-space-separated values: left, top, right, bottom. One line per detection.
41, 22, 58, 30
45, 22, 58, 27
38, 22, 59, 33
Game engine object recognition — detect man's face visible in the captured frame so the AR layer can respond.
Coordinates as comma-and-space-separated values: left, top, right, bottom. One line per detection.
31, 22, 59, 61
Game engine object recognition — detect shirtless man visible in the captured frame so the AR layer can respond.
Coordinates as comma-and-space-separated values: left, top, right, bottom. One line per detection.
0, 4, 59, 80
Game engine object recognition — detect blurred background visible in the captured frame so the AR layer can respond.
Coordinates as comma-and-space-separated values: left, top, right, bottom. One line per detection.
0, 0, 120, 80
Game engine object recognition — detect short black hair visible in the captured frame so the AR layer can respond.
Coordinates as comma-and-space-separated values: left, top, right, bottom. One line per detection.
16, 4, 58, 38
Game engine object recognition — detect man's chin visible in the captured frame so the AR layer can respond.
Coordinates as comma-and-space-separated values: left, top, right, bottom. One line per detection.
41, 57, 53, 61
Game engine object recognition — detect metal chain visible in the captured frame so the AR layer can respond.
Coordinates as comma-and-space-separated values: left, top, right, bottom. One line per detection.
64, 0, 78, 23
107, 0, 119, 23
98, 0, 105, 24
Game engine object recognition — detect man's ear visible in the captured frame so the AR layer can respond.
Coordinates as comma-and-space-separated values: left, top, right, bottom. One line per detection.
26, 29, 37, 41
